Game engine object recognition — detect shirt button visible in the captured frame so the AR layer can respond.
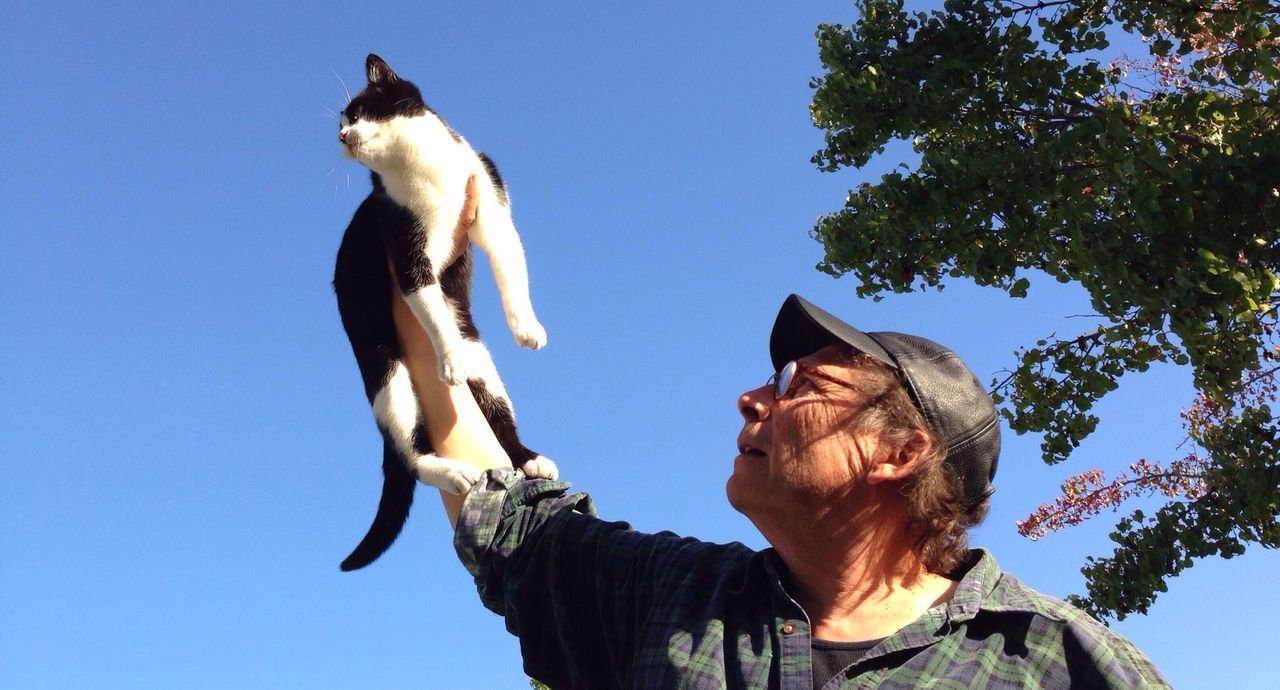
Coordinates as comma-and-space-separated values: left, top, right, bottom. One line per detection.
781, 622, 797, 634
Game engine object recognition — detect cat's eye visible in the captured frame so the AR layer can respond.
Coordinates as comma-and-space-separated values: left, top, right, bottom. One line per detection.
347, 110, 359, 123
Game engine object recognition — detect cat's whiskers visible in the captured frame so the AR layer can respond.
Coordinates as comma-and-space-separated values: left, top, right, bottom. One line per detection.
332, 67, 352, 105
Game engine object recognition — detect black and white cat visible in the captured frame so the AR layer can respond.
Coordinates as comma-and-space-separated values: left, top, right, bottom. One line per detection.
333, 54, 556, 571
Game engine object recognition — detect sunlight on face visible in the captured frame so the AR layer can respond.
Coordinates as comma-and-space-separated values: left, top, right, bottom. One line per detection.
727, 346, 880, 522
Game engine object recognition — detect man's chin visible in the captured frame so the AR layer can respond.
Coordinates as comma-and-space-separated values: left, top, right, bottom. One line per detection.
725, 459, 763, 515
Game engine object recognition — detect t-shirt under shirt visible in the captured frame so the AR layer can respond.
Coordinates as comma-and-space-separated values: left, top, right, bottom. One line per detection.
811, 638, 883, 689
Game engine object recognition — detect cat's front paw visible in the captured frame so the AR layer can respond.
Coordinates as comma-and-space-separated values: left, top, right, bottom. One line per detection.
522, 455, 559, 480
508, 315, 547, 350
437, 351, 469, 386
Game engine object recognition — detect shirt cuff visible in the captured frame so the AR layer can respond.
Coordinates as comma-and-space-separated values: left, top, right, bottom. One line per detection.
453, 468, 595, 607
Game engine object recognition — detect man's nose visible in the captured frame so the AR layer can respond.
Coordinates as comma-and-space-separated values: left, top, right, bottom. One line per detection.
739, 388, 770, 423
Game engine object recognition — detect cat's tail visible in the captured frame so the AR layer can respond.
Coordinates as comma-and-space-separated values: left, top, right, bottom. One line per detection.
340, 440, 415, 571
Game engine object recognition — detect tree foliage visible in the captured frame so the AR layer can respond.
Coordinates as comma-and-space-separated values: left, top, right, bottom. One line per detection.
810, 0, 1280, 620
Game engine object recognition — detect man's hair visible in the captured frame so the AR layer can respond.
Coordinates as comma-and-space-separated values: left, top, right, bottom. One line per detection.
841, 352, 990, 574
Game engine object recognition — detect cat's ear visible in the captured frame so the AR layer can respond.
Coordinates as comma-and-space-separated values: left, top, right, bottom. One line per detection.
365, 54, 399, 85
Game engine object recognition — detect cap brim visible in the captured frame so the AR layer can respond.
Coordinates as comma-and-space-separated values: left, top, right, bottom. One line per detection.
769, 294, 897, 371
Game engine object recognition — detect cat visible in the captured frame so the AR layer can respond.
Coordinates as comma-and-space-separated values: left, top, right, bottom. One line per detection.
332, 53, 556, 571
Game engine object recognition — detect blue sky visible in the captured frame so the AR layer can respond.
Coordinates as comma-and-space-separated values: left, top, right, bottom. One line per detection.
4, 2, 1276, 687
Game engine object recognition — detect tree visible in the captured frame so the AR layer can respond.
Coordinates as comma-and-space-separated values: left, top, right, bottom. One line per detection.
809, 0, 1280, 620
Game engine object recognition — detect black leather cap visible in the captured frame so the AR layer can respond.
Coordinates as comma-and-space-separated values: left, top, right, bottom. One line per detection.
769, 294, 999, 509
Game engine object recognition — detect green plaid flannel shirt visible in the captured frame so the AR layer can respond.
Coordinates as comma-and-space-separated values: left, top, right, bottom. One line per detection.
455, 470, 1170, 689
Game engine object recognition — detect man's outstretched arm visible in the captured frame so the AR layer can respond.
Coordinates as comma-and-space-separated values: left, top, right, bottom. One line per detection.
388, 174, 508, 527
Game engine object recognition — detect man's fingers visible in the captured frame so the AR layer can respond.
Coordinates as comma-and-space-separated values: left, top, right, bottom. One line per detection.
460, 174, 479, 227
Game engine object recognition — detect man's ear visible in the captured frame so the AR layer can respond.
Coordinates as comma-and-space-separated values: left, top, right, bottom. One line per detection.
865, 429, 932, 484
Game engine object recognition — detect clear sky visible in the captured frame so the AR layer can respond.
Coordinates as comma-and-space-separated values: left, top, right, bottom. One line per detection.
4, 2, 1276, 688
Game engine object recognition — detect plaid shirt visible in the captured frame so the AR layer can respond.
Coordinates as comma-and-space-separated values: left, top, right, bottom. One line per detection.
455, 470, 1170, 689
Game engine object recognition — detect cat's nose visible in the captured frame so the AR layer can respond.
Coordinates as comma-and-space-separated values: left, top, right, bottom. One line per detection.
338, 130, 348, 143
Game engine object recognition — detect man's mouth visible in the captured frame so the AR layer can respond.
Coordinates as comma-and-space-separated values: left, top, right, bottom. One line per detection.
738, 444, 767, 457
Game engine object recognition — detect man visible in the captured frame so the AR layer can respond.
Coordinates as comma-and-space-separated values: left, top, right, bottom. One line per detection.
397, 288, 1169, 688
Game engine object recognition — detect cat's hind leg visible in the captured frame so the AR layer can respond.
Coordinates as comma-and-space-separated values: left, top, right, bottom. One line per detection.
521, 456, 560, 481
457, 342, 558, 481
374, 359, 482, 493
412, 455, 483, 493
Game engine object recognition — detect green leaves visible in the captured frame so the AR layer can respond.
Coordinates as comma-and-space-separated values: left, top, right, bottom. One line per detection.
812, 0, 1280, 620
1009, 276, 1031, 298
1072, 396, 1280, 621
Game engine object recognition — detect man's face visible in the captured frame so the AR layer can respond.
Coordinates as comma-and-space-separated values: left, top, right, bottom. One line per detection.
727, 345, 881, 521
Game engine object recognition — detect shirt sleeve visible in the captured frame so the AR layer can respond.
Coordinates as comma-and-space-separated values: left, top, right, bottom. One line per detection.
453, 468, 707, 689
1059, 617, 1173, 689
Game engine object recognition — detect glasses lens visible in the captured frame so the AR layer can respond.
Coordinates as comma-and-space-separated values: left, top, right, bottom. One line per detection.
774, 360, 797, 398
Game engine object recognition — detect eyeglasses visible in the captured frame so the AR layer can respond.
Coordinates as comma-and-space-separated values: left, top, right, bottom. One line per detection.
768, 360, 861, 400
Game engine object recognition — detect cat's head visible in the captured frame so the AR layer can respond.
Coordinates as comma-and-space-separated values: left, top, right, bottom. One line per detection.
338, 54, 431, 169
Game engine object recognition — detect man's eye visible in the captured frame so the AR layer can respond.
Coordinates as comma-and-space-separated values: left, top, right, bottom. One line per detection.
799, 374, 832, 396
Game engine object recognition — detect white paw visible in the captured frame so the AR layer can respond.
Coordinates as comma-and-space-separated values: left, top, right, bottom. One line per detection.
522, 455, 559, 480
415, 456, 482, 494
508, 315, 547, 350
437, 351, 469, 386
443, 466, 483, 494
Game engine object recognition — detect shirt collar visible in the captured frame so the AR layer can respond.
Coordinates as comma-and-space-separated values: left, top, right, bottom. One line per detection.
944, 548, 999, 623
753, 548, 1005, 658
